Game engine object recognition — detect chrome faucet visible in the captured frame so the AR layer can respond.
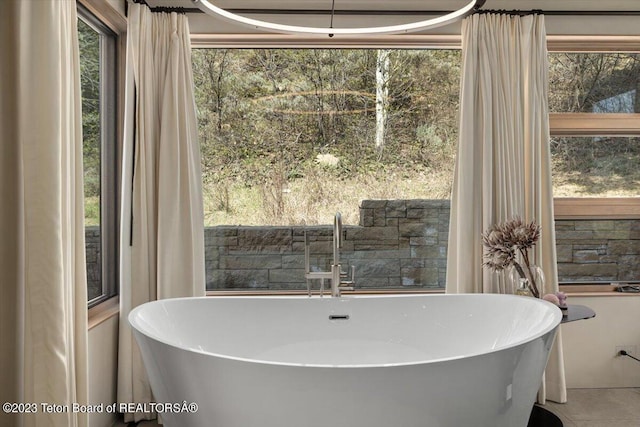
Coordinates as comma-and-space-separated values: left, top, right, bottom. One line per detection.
304, 212, 355, 297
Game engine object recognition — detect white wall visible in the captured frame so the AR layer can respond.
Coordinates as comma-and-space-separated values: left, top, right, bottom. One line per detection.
561, 296, 640, 389
88, 316, 119, 427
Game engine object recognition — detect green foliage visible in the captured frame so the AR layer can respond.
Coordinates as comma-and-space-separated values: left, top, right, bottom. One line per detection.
78, 18, 101, 225
84, 197, 100, 227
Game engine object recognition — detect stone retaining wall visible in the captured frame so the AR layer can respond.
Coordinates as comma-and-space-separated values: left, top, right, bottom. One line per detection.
85, 226, 101, 300
83, 201, 640, 294
205, 200, 450, 290
556, 220, 640, 282
205, 200, 640, 290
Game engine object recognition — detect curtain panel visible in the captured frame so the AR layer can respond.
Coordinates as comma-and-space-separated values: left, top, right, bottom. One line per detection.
446, 13, 566, 403
117, 2, 205, 422
0, 1, 89, 426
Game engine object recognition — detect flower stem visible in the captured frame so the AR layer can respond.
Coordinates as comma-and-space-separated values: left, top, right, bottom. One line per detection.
513, 262, 527, 281
519, 248, 540, 298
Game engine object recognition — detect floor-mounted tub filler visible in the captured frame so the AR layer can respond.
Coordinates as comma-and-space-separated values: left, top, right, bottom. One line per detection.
129, 294, 561, 427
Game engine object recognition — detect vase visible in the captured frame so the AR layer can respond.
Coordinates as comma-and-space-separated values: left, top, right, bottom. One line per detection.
507, 264, 545, 298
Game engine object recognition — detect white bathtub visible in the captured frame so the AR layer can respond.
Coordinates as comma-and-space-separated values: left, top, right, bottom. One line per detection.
129, 294, 561, 427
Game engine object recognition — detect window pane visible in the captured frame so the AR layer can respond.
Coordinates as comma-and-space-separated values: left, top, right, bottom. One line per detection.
552, 136, 640, 284
551, 136, 640, 197
193, 48, 460, 291
78, 17, 102, 301
548, 53, 640, 113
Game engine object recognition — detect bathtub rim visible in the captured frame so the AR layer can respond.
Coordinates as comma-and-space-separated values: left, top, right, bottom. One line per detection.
128, 293, 562, 369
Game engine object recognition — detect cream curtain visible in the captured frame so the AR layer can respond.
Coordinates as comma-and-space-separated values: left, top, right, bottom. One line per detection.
117, 2, 205, 422
446, 13, 566, 403
0, 1, 89, 426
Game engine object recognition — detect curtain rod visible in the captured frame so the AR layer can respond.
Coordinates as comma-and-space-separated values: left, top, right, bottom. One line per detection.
130, 1, 640, 17
129, 0, 191, 14
174, 7, 640, 17
149, 7, 191, 14
475, 9, 543, 16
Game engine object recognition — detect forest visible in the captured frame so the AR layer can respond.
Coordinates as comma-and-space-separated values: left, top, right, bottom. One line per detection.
192, 48, 463, 225
191, 48, 640, 226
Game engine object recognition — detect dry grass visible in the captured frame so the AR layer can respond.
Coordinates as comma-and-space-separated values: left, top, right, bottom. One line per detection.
203, 166, 453, 226
83, 170, 638, 227
551, 172, 640, 197
203, 166, 640, 227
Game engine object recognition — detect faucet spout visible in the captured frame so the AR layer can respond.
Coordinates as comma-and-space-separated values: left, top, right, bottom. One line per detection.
333, 212, 342, 266
331, 212, 356, 297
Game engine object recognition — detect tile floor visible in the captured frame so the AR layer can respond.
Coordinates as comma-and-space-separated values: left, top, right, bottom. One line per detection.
545, 388, 640, 427
113, 388, 640, 427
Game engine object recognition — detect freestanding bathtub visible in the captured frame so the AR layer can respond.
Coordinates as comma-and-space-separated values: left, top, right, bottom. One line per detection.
129, 294, 561, 427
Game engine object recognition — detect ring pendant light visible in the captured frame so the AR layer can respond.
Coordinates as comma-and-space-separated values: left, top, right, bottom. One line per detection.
192, 0, 487, 36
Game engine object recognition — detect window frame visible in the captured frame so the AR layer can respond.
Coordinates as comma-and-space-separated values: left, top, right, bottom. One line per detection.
78, 3, 120, 308
547, 40, 640, 220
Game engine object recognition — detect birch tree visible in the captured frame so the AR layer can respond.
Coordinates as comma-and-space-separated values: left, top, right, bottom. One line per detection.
375, 49, 390, 155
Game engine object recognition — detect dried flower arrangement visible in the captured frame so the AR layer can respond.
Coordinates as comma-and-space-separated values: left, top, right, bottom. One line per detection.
482, 217, 542, 298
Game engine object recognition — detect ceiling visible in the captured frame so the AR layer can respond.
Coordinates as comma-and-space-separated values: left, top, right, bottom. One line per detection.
141, 0, 640, 36
146, 0, 640, 11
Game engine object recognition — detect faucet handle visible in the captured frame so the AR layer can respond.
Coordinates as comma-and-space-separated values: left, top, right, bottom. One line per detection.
339, 266, 355, 294
340, 265, 356, 285
339, 264, 349, 278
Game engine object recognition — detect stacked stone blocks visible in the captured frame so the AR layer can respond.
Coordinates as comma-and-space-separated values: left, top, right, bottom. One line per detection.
83, 201, 640, 294
205, 199, 450, 290
555, 219, 640, 282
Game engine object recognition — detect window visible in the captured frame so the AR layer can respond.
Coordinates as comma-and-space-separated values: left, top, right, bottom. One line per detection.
78, 4, 118, 306
548, 52, 640, 200
193, 48, 460, 292
194, 40, 640, 292
548, 50, 640, 285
